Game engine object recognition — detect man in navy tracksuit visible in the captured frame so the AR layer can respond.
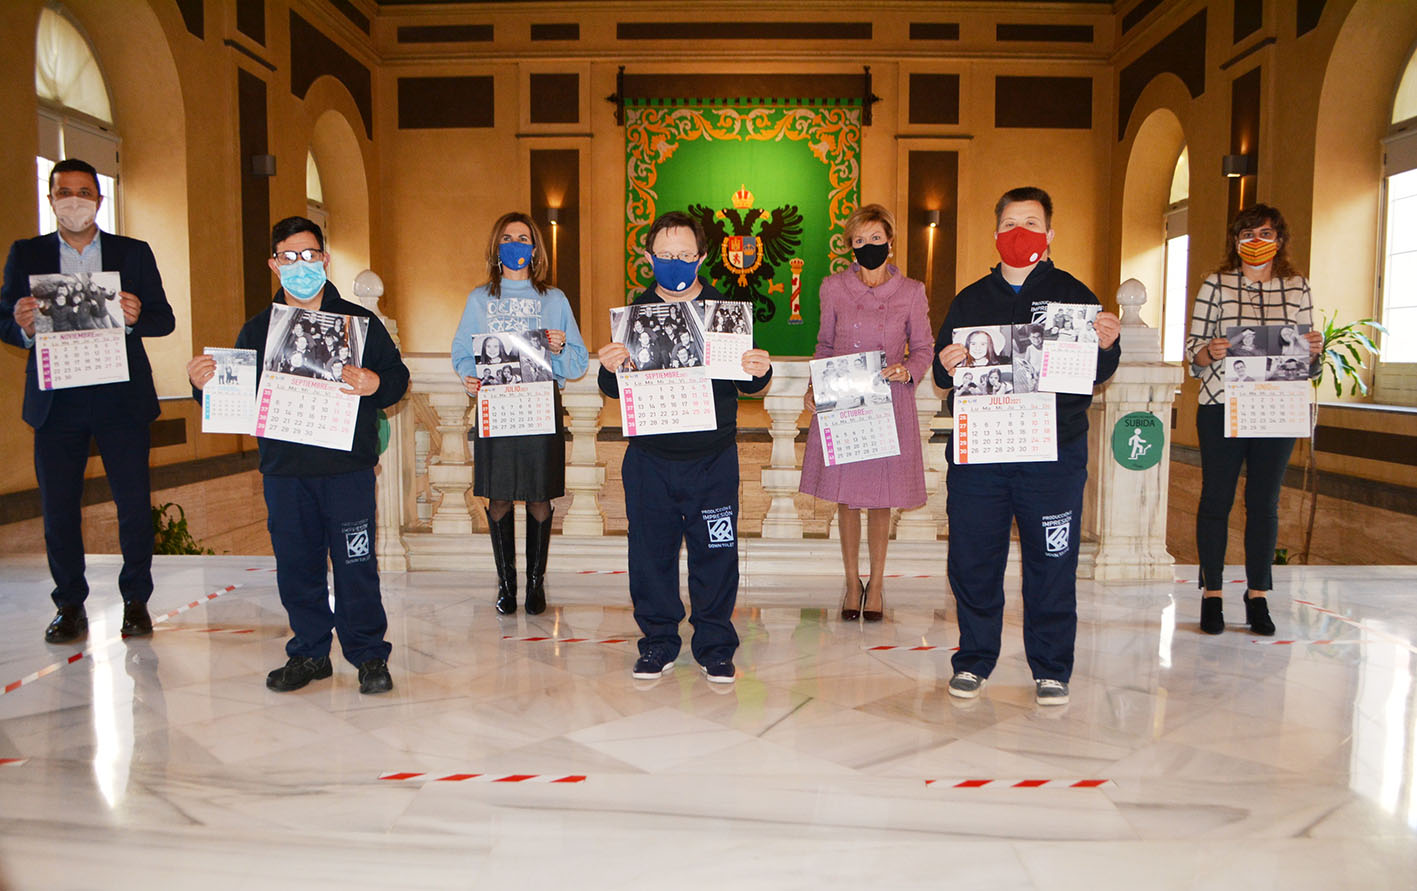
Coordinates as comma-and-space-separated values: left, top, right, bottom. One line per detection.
187, 217, 408, 694
597, 211, 772, 684
932, 187, 1121, 706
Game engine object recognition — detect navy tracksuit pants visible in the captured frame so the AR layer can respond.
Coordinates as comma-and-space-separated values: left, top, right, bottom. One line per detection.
262, 468, 391, 666
622, 445, 740, 666
946, 435, 1088, 683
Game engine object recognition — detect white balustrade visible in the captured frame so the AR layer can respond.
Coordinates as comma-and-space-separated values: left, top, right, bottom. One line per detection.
561, 361, 608, 536
759, 360, 810, 539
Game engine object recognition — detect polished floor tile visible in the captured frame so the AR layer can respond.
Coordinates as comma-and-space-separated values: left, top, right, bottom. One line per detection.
1, 554, 1415, 889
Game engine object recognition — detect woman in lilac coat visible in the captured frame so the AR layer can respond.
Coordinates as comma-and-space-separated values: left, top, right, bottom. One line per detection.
800, 204, 932, 622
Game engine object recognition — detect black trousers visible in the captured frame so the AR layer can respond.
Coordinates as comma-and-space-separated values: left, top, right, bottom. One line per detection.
1194, 403, 1295, 592
622, 445, 740, 666
34, 391, 153, 608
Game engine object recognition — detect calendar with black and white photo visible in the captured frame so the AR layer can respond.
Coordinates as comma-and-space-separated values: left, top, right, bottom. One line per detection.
952, 392, 1058, 465
610, 302, 706, 372
28, 272, 128, 390
472, 330, 556, 437
1026, 303, 1100, 395
1223, 323, 1312, 438
253, 305, 368, 450
616, 366, 716, 436
698, 299, 753, 381
810, 351, 899, 466
201, 347, 258, 435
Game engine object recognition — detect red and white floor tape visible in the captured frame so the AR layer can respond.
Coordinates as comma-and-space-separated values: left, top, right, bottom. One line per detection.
0, 758, 28, 767
1, 584, 241, 697
379, 772, 587, 784
502, 636, 631, 644
926, 778, 1111, 788
865, 644, 959, 652
1294, 600, 1417, 655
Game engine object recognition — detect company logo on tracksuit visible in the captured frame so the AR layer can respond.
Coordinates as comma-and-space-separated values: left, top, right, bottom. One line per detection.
703, 506, 735, 548
1041, 511, 1072, 557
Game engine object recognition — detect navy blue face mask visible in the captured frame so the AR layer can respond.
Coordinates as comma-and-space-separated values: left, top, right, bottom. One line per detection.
651, 255, 701, 292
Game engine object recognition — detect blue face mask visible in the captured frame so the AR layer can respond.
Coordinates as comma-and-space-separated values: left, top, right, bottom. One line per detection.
278, 259, 327, 301
651, 256, 700, 292
498, 241, 534, 272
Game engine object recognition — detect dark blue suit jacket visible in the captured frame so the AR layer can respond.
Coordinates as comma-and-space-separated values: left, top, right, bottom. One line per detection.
0, 231, 175, 428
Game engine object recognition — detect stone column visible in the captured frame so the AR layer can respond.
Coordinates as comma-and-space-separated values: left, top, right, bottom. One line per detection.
561, 362, 607, 536
406, 356, 475, 536
760, 358, 811, 539
1088, 279, 1184, 581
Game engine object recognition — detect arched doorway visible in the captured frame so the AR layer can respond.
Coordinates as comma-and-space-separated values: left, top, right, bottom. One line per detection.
309, 108, 370, 301
1119, 106, 1188, 357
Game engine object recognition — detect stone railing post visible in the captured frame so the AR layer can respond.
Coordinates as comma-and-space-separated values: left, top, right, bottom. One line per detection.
1087, 278, 1184, 580
760, 358, 811, 539
561, 361, 607, 536
895, 384, 946, 541
406, 355, 475, 536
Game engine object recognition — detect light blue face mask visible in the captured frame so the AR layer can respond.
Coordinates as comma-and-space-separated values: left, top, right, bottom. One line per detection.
279, 259, 327, 301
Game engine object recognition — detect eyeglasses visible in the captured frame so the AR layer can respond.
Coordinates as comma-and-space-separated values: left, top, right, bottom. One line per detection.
653, 251, 701, 263
272, 248, 324, 264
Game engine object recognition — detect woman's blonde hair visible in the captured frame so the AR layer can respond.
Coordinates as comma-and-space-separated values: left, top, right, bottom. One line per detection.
483, 211, 551, 297
843, 203, 896, 243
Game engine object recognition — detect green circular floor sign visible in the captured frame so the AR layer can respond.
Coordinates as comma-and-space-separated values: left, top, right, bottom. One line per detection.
1112, 411, 1164, 470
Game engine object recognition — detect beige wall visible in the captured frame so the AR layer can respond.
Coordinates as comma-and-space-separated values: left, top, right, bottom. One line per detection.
1, 0, 1415, 499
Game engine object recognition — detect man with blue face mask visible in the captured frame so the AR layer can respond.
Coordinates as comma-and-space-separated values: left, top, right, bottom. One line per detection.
0, 158, 175, 645
186, 216, 409, 695
596, 211, 773, 686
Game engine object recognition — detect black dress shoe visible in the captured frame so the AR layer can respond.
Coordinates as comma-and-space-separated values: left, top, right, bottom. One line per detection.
358, 658, 394, 694
44, 605, 87, 644
1244, 593, 1276, 636
1200, 596, 1225, 635
840, 579, 864, 621
265, 655, 333, 691
121, 600, 153, 637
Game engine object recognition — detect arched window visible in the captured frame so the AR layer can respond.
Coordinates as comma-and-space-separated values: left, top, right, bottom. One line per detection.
1162, 148, 1189, 362
1380, 45, 1417, 381
306, 150, 329, 242
35, 7, 119, 233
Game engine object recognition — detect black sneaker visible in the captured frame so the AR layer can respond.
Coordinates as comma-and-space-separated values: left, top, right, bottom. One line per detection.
631, 652, 675, 680
701, 661, 735, 684
265, 655, 332, 692
358, 658, 394, 694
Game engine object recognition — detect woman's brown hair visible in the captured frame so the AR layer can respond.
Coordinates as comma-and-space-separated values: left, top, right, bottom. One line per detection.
483, 211, 551, 297
1215, 203, 1302, 279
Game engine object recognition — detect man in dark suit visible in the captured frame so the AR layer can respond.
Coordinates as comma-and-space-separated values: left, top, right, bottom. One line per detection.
0, 158, 176, 644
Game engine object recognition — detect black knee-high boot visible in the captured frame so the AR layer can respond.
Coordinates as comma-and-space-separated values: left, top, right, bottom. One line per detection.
487, 509, 517, 615
525, 507, 553, 616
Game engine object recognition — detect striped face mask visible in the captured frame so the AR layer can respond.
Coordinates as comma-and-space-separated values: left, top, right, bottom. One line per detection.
1238, 237, 1278, 267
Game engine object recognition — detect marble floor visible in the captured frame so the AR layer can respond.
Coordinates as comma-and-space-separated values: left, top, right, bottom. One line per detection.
1, 555, 1415, 890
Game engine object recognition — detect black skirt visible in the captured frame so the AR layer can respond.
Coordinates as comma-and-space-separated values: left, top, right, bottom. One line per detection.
469, 391, 567, 502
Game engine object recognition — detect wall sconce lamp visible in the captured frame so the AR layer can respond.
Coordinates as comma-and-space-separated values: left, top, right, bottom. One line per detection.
926, 209, 941, 229
547, 207, 560, 227
250, 154, 276, 177
1221, 154, 1254, 178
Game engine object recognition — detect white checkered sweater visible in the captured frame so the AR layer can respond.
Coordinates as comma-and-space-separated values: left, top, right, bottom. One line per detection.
1186, 271, 1318, 406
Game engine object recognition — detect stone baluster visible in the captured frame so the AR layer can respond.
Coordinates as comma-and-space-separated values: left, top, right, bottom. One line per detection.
561, 362, 607, 536
406, 356, 475, 536
895, 385, 946, 541
1087, 278, 1184, 580
760, 358, 811, 538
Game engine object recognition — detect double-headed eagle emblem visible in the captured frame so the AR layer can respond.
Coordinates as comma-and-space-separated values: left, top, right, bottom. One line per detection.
688, 186, 804, 324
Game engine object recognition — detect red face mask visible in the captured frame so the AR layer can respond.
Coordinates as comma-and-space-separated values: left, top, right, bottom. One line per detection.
996, 227, 1049, 268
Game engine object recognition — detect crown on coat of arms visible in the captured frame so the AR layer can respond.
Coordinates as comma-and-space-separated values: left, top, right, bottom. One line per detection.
730, 185, 755, 210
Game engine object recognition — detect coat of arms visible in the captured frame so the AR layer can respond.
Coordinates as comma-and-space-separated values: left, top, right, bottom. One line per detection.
689, 185, 804, 324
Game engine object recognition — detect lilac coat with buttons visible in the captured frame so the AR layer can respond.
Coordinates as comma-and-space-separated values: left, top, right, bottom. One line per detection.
799, 265, 932, 509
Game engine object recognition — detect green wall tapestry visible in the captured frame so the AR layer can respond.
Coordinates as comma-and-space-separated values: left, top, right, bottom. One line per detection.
624, 98, 862, 356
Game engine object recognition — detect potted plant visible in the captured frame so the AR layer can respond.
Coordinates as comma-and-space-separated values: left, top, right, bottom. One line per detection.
1296, 315, 1385, 564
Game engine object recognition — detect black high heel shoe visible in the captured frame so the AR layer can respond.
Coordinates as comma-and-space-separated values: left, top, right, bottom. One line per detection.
840, 579, 865, 621
863, 579, 884, 623
1244, 592, 1275, 636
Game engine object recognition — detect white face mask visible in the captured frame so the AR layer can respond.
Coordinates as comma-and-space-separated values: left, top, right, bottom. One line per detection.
53, 196, 98, 234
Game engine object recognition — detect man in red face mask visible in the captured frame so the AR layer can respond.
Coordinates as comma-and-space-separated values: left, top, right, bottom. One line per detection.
931, 186, 1122, 707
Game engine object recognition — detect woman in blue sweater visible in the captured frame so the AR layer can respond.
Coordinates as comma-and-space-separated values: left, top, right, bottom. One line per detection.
451, 212, 588, 615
